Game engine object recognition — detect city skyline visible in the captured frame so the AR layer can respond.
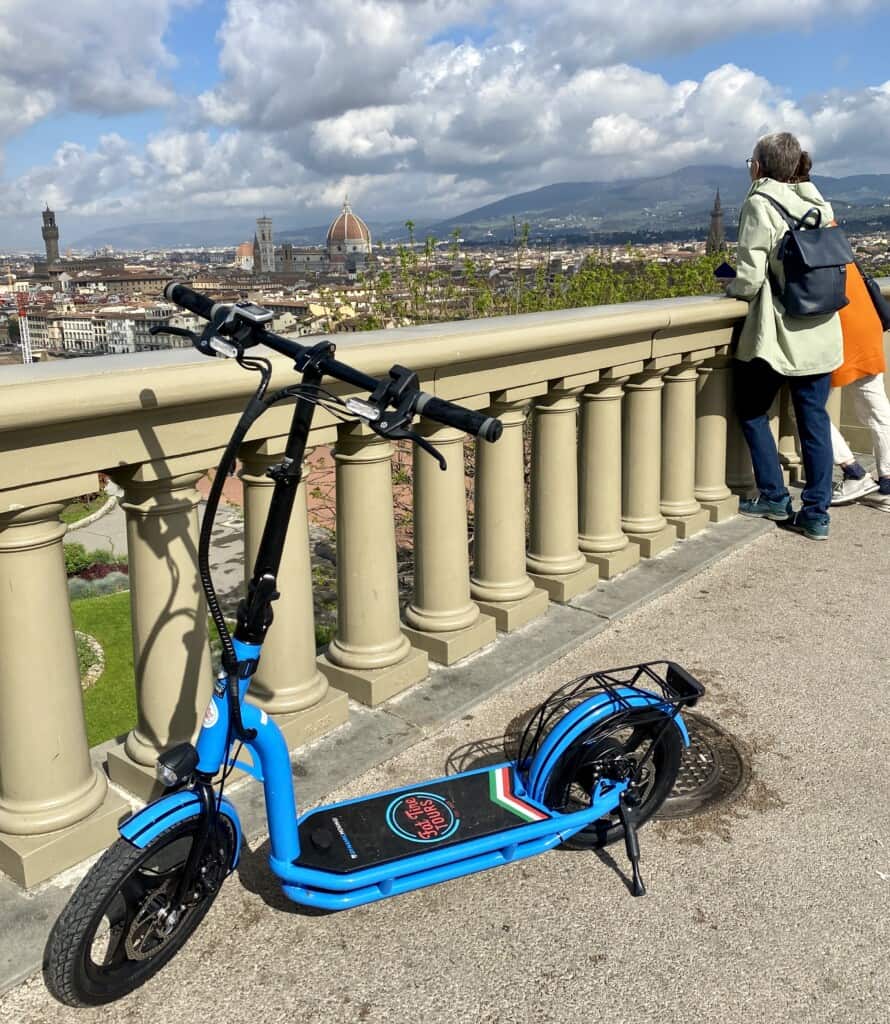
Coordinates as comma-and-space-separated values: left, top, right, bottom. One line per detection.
2, 1, 890, 247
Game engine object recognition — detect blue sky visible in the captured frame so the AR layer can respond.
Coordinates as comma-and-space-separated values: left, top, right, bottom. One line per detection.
2, 0, 890, 248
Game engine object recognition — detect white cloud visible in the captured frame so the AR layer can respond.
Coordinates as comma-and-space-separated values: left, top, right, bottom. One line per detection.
3, 0, 890, 243
0, 1, 191, 147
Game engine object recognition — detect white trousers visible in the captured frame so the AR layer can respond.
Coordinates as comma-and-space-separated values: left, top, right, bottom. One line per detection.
830, 374, 890, 479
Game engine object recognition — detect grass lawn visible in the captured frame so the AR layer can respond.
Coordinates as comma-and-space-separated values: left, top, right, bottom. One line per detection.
61, 493, 108, 525
73, 590, 333, 747
72, 591, 136, 748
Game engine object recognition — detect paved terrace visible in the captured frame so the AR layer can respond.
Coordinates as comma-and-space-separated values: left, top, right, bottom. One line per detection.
2, 501, 888, 1024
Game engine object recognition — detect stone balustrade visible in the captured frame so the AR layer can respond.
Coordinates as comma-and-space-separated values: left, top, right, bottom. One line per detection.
1, 283, 887, 887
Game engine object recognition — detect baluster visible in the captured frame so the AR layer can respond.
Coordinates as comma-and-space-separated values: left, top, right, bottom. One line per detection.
622, 368, 677, 557
105, 464, 213, 799
0, 503, 126, 887
726, 363, 757, 497
403, 424, 495, 664
318, 422, 427, 706
577, 377, 640, 577
661, 361, 710, 539
694, 355, 739, 521
239, 445, 347, 746
778, 385, 804, 486
470, 397, 548, 631
527, 386, 599, 601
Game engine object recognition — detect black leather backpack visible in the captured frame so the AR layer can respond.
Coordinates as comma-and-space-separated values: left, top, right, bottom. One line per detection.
759, 194, 853, 317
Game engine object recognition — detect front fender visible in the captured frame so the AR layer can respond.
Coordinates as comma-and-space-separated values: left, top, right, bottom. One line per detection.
526, 687, 691, 803
119, 790, 243, 868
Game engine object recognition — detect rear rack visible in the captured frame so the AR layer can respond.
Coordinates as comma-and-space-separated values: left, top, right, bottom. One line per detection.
516, 660, 704, 770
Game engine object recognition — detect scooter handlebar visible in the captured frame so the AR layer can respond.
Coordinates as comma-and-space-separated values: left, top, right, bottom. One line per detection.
163, 281, 503, 443
413, 394, 503, 443
163, 281, 220, 322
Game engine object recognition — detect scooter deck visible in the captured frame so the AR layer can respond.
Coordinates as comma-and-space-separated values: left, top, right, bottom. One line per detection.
295, 764, 550, 875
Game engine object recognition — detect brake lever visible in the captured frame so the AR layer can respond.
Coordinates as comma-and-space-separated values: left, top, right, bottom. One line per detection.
149, 325, 198, 342
149, 322, 241, 358
375, 424, 447, 471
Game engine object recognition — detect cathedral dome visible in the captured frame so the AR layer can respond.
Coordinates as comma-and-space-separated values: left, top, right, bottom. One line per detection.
326, 198, 371, 249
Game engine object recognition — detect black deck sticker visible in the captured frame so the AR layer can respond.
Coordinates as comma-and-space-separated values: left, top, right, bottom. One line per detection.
295, 767, 550, 875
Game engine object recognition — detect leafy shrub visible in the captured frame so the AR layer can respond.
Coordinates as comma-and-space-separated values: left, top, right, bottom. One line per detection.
79, 562, 128, 580
64, 543, 92, 576
92, 572, 129, 595
64, 544, 128, 578
68, 577, 92, 600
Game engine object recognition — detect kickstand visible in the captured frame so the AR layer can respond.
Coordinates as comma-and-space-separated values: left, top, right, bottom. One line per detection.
618, 792, 646, 897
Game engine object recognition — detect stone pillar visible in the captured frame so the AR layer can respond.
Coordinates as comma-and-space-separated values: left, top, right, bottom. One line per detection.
105, 467, 213, 799
826, 386, 843, 429
402, 425, 495, 664
694, 356, 739, 522
317, 422, 427, 706
778, 386, 804, 486
726, 364, 757, 497
471, 398, 548, 631
527, 388, 599, 601
661, 362, 711, 539
239, 447, 347, 747
0, 504, 126, 887
622, 369, 677, 557
577, 378, 639, 578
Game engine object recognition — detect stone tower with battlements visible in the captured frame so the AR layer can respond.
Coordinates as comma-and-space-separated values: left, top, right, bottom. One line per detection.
42, 206, 60, 265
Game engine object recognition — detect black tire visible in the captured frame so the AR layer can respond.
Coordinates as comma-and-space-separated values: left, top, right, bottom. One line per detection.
44, 817, 235, 1007
542, 709, 683, 848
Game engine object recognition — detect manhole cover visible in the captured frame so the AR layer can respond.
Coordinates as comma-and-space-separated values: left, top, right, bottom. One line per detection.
656, 712, 749, 819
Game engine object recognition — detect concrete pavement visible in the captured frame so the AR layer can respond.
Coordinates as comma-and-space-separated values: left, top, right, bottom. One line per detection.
2, 504, 889, 1023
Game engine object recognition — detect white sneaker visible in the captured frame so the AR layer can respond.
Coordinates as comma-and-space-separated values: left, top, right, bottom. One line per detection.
831, 475, 879, 505
861, 489, 890, 512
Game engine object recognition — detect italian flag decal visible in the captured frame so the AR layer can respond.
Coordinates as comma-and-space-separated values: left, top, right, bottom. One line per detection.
489, 767, 549, 822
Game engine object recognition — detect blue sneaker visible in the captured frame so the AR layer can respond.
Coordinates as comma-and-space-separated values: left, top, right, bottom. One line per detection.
787, 509, 830, 541
738, 494, 793, 521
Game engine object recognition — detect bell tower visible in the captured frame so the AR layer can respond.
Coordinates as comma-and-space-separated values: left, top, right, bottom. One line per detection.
42, 206, 60, 265
706, 189, 726, 255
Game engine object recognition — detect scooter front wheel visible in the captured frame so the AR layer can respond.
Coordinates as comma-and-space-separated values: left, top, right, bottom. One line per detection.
543, 709, 683, 848
44, 817, 235, 1007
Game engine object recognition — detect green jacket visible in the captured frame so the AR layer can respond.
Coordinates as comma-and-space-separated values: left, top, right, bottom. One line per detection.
726, 178, 844, 376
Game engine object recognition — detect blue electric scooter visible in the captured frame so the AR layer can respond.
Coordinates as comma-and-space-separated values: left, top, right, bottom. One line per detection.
45, 283, 703, 1007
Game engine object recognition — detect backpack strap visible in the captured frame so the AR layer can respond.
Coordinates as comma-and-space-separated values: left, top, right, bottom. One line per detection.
757, 193, 822, 229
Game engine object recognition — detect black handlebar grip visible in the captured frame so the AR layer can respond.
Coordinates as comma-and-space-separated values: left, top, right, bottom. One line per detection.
163, 281, 220, 322
414, 394, 503, 442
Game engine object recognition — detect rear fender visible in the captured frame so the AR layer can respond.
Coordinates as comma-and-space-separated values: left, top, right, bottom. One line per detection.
526, 688, 690, 803
119, 790, 243, 868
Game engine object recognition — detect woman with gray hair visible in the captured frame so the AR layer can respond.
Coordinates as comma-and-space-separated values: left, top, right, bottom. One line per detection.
727, 131, 843, 540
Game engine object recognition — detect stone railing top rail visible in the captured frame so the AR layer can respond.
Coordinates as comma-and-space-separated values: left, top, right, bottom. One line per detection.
2, 283, 887, 510
1, 295, 746, 428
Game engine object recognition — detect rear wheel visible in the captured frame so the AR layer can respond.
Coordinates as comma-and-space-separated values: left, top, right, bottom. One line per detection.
44, 817, 235, 1007
542, 710, 683, 848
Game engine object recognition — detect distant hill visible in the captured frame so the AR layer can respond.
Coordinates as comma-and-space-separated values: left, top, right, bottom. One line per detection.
428, 165, 890, 241
73, 217, 402, 251
69, 165, 890, 250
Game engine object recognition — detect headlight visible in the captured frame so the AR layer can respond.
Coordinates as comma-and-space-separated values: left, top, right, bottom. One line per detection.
156, 743, 199, 787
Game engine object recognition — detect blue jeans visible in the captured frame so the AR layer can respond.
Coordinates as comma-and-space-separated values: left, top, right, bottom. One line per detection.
734, 359, 833, 516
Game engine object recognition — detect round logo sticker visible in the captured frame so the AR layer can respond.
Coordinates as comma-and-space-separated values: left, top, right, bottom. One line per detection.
385, 791, 459, 844
202, 701, 219, 729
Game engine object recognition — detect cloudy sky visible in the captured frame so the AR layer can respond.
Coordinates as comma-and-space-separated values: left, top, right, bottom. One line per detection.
2, 0, 890, 248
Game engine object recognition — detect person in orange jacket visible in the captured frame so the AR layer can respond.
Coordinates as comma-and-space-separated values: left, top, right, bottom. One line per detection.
829, 262, 890, 508
790, 152, 890, 509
